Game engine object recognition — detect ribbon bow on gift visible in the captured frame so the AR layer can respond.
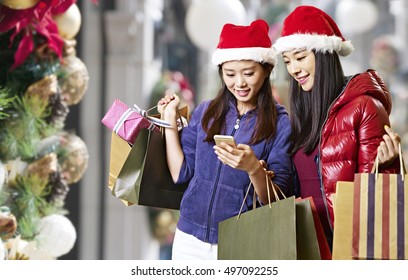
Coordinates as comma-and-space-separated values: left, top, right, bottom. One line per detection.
112, 104, 172, 136
132, 104, 172, 128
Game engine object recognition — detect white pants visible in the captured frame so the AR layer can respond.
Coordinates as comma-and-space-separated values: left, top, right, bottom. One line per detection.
171, 228, 218, 260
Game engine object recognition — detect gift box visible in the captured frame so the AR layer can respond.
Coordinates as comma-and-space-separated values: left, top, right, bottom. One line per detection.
101, 99, 158, 144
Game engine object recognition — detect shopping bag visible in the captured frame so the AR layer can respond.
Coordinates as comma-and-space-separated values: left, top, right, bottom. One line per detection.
111, 128, 149, 205
218, 195, 297, 260
332, 181, 354, 260
104, 100, 170, 206
138, 128, 189, 209
333, 144, 408, 260
351, 147, 408, 260
108, 132, 133, 206
218, 178, 321, 260
298, 197, 332, 260
295, 198, 323, 260
111, 107, 189, 209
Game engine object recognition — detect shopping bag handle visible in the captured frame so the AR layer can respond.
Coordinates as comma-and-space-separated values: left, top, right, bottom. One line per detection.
176, 108, 188, 129
237, 171, 286, 219
157, 107, 189, 135
373, 143, 407, 180
133, 104, 174, 128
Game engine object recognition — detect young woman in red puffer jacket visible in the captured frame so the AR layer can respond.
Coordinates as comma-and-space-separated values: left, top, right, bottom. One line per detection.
273, 5, 401, 250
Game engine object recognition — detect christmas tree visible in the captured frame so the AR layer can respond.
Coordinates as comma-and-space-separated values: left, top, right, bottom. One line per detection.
0, 0, 91, 259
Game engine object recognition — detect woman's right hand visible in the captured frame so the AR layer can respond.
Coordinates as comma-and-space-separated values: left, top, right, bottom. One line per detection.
157, 91, 180, 115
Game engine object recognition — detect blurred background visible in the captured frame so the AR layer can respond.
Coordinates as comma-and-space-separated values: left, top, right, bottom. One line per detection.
0, 0, 407, 260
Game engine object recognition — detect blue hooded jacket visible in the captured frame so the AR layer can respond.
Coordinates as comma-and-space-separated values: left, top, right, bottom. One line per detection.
176, 99, 292, 243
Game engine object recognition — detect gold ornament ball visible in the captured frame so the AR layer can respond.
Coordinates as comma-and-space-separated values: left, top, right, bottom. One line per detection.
1, 0, 40, 9
59, 55, 89, 106
0, 212, 17, 240
53, 3, 82, 40
156, 210, 174, 228
58, 132, 89, 185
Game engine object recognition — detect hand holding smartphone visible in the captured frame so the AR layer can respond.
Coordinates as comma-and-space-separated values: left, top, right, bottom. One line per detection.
214, 135, 237, 148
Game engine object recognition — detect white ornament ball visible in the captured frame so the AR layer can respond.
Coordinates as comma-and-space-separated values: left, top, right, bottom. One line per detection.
35, 214, 76, 258
53, 3, 82, 40
185, 0, 247, 51
0, 241, 5, 260
1, 0, 40, 9
335, 0, 379, 35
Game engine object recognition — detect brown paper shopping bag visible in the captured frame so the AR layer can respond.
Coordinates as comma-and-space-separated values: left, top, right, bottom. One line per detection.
108, 132, 133, 206
332, 181, 354, 260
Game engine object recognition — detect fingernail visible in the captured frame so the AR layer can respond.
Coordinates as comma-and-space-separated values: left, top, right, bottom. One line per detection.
384, 125, 389, 129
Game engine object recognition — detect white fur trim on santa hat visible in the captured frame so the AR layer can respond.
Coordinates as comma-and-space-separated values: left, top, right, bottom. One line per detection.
211, 47, 277, 66
273, 33, 354, 57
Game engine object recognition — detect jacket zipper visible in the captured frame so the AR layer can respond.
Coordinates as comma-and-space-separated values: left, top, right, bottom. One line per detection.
317, 76, 354, 232
205, 115, 243, 242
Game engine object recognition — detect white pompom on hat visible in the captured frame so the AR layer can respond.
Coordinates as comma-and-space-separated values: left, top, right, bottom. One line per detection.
211, 19, 277, 66
273, 5, 354, 56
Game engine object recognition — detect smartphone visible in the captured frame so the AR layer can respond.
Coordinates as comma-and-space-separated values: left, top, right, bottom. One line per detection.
214, 135, 237, 148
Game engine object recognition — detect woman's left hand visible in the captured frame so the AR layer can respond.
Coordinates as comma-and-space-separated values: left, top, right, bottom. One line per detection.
377, 125, 400, 167
213, 143, 259, 174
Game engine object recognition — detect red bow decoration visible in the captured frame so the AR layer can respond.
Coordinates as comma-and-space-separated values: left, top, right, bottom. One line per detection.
0, 0, 77, 70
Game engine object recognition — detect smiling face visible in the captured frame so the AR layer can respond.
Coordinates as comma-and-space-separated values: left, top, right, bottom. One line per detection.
221, 60, 268, 114
282, 49, 316, 92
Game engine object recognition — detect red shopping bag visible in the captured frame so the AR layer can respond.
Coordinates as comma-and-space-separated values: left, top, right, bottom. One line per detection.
301, 197, 332, 260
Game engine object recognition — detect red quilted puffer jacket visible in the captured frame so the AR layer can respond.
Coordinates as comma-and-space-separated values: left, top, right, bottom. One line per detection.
319, 69, 400, 226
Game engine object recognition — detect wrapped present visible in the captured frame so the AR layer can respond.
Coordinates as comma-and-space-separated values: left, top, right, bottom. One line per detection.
101, 99, 160, 144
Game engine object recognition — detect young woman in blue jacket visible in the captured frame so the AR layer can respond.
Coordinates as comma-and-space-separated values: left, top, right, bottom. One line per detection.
158, 19, 292, 260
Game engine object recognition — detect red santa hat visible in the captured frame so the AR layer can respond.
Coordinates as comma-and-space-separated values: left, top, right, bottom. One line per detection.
211, 19, 277, 66
273, 5, 354, 56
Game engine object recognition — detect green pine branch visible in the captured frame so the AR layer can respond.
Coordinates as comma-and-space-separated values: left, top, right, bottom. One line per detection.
0, 87, 15, 120
1, 173, 63, 240
0, 94, 58, 161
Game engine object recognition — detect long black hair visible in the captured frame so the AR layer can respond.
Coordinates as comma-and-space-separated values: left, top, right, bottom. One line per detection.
289, 51, 346, 154
201, 63, 277, 145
